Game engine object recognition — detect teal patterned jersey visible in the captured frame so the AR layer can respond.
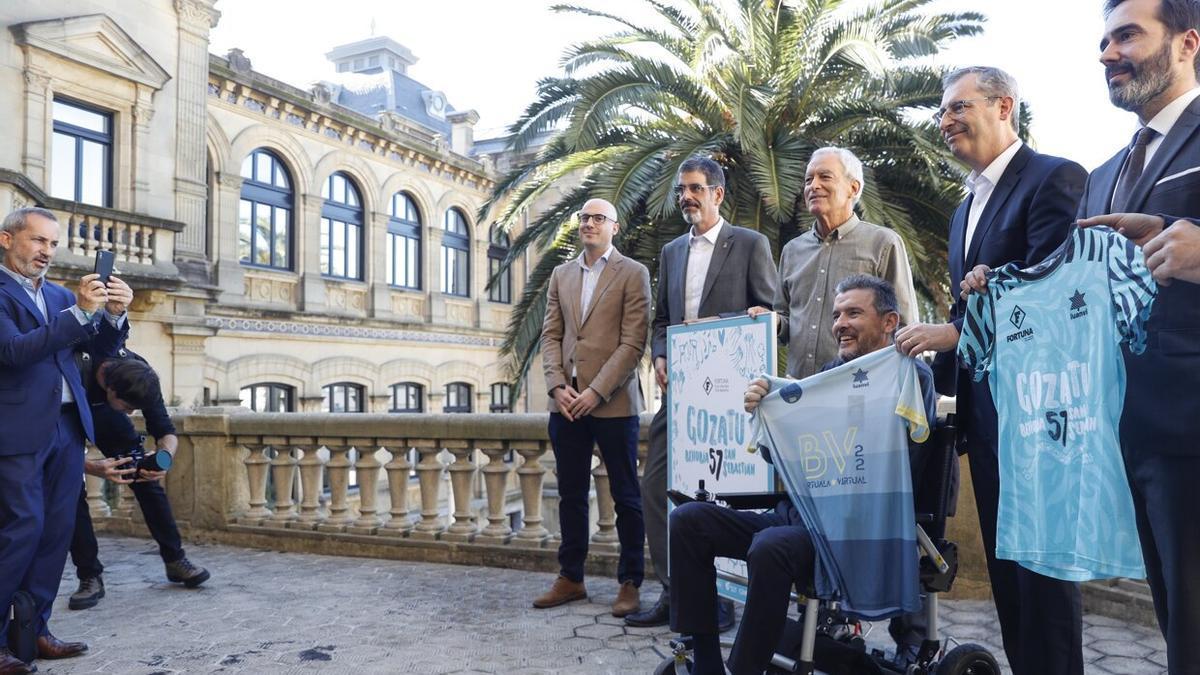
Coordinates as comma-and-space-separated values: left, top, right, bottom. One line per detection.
957, 225, 1156, 581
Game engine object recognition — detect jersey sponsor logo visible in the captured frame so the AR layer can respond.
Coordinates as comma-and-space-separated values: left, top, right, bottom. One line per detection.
851, 368, 869, 388
1010, 305, 1027, 329
1006, 305, 1035, 342
797, 426, 868, 487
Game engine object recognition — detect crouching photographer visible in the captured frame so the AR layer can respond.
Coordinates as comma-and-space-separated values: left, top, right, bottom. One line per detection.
69, 355, 210, 610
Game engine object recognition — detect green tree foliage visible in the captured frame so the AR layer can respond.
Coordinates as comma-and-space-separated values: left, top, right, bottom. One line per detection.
482, 0, 986, 392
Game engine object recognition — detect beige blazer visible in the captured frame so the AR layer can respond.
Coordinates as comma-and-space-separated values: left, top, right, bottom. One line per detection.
541, 248, 651, 418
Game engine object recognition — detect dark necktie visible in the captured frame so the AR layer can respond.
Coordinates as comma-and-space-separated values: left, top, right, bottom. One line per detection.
1112, 127, 1157, 212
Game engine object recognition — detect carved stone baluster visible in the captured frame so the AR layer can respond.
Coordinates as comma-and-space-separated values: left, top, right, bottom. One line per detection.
264, 442, 298, 528
291, 442, 325, 529
317, 442, 354, 532
348, 441, 382, 534
512, 440, 550, 548
442, 440, 478, 542
590, 450, 619, 553
237, 440, 271, 525
380, 442, 413, 536
68, 213, 84, 255
475, 442, 513, 545
113, 481, 136, 520
409, 440, 446, 541
84, 444, 110, 518
145, 229, 156, 264
101, 220, 114, 255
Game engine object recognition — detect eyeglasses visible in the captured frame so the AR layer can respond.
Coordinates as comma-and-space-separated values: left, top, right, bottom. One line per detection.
673, 183, 719, 197
932, 96, 1000, 124
576, 212, 613, 225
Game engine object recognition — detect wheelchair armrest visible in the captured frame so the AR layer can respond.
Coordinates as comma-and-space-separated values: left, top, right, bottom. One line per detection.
715, 491, 788, 510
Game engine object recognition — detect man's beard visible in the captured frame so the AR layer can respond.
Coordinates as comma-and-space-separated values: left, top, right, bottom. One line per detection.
1108, 39, 1175, 112
681, 208, 702, 226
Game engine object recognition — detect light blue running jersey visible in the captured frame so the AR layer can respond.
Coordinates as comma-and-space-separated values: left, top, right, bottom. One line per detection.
752, 347, 930, 619
958, 225, 1155, 581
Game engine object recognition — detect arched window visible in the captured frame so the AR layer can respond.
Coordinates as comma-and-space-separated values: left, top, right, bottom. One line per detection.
490, 382, 512, 413
320, 172, 363, 280
387, 192, 421, 289
390, 382, 424, 413
444, 382, 472, 413
239, 382, 294, 412
441, 208, 470, 297
488, 225, 511, 304
239, 149, 292, 269
322, 382, 365, 412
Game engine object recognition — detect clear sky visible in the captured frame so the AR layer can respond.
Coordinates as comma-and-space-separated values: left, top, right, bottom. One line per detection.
209, 0, 1139, 170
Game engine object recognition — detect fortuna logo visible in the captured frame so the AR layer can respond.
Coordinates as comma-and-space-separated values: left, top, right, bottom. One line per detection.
1006, 304, 1034, 342
851, 368, 869, 388
1010, 305, 1027, 329
1069, 289, 1088, 320
703, 377, 713, 395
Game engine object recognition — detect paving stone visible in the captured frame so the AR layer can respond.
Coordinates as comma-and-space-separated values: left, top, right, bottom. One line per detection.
28, 535, 1165, 674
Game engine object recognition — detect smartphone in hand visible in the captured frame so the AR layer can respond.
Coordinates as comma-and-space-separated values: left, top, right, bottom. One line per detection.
93, 250, 114, 284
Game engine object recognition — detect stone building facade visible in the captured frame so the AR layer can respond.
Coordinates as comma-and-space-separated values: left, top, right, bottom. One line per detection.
0, 1, 543, 414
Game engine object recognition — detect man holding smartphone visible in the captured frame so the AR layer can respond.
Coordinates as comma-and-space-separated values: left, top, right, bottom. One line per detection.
0, 208, 130, 674
68, 355, 209, 610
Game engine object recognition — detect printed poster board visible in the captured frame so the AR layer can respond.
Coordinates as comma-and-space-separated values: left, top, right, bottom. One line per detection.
667, 313, 777, 602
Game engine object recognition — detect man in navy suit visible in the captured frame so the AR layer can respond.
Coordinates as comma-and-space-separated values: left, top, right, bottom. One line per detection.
0, 207, 130, 674
894, 67, 1087, 675
1073, 1, 1200, 671
624, 156, 777, 628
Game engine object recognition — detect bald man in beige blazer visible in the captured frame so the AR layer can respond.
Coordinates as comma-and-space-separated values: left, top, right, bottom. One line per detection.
533, 198, 651, 618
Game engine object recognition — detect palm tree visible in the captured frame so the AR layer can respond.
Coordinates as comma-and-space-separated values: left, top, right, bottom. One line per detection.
482, 0, 985, 393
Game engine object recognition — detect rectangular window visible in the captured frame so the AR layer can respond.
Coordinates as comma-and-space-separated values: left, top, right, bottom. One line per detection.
388, 233, 420, 289
51, 98, 112, 207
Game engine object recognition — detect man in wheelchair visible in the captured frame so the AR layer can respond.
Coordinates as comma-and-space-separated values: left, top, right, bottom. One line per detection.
667, 275, 949, 675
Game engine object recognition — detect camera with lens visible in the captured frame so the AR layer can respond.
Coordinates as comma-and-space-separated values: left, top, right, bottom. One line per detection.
113, 435, 172, 474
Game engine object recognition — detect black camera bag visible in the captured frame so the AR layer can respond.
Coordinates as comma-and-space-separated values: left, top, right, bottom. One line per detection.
6, 589, 36, 663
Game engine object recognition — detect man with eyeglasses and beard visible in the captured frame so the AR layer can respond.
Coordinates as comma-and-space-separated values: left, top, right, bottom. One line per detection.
1069, 1, 1200, 670
896, 66, 1088, 675
624, 156, 777, 630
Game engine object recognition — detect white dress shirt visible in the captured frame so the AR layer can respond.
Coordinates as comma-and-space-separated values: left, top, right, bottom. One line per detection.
573, 245, 614, 377
963, 140, 1023, 260
684, 218, 724, 321
1141, 86, 1200, 165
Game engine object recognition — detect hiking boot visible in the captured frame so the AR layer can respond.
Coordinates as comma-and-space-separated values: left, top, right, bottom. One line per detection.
611, 581, 640, 617
165, 557, 210, 588
68, 576, 104, 610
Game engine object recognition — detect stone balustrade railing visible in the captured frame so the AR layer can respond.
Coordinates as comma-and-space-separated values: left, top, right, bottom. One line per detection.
88, 409, 649, 574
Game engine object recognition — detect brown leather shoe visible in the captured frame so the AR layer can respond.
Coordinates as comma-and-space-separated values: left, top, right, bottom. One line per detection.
532, 575, 587, 608
35, 633, 87, 660
0, 648, 35, 674
611, 581, 640, 617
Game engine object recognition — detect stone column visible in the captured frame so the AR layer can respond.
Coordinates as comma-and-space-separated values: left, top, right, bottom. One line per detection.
20, 66, 51, 187
84, 445, 111, 518
166, 320, 214, 407
590, 452, 619, 553
173, 0, 221, 261
441, 441, 478, 542
380, 443, 413, 536
475, 442, 513, 545
291, 441, 326, 530
236, 440, 271, 525
213, 171, 246, 297
512, 441, 550, 548
347, 442, 382, 535
263, 444, 298, 529
409, 441, 446, 541
317, 442, 355, 532
299, 193, 327, 310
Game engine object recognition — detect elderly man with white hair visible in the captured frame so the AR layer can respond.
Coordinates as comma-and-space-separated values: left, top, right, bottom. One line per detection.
764, 146, 919, 379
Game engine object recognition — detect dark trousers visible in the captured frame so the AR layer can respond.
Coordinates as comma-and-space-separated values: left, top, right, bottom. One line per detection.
968, 439, 1083, 675
669, 501, 814, 675
548, 412, 644, 585
0, 408, 85, 636
641, 405, 669, 588
71, 474, 185, 580
1123, 447, 1200, 675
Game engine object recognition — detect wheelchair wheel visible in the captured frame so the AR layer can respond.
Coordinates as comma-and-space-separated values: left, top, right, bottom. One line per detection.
654, 654, 691, 675
935, 644, 1000, 675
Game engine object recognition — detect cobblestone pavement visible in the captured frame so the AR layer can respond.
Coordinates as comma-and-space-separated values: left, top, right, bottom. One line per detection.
34, 536, 1166, 674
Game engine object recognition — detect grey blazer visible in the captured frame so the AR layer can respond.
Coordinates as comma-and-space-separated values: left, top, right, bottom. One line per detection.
651, 221, 777, 361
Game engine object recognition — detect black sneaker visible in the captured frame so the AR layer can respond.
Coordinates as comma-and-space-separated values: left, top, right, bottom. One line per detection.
68, 576, 104, 610
164, 558, 210, 588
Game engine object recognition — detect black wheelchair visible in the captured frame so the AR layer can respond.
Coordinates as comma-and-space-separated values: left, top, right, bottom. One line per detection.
654, 415, 1000, 675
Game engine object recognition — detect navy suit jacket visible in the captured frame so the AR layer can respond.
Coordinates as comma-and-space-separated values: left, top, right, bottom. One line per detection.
0, 273, 127, 455
1078, 95, 1200, 455
651, 221, 777, 361
931, 145, 1086, 449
